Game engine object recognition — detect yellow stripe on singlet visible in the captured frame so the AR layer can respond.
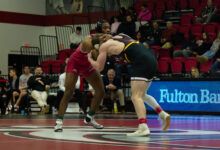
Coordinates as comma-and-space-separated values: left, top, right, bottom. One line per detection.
123, 41, 140, 63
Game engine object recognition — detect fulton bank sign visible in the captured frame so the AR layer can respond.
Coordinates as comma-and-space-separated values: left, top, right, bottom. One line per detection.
160, 89, 220, 104
147, 81, 220, 112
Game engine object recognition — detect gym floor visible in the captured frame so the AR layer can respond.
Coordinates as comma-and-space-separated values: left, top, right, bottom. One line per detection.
0, 114, 220, 150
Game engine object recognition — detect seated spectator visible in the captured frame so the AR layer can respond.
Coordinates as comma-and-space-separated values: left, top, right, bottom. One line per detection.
146, 21, 162, 46
193, 32, 212, 55
196, 0, 217, 24
7, 69, 19, 111
0, 70, 6, 90
173, 35, 197, 58
0, 84, 7, 115
114, 57, 132, 78
28, 66, 50, 114
196, 31, 220, 63
102, 69, 125, 113
137, 4, 152, 22
69, 26, 83, 50
56, 72, 85, 114
161, 21, 176, 49
210, 47, 220, 72
101, 56, 115, 75
174, 33, 212, 58
191, 67, 200, 78
14, 66, 32, 109
135, 31, 145, 43
111, 16, 121, 35
117, 15, 136, 38
0, 70, 2, 79
127, 6, 137, 21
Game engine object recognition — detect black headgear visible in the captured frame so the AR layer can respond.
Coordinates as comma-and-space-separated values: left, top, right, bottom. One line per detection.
95, 19, 108, 33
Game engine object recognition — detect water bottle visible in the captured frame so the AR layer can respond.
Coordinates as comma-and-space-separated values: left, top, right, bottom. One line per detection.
52, 107, 56, 115
113, 102, 118, 113
21, 110, 25, 115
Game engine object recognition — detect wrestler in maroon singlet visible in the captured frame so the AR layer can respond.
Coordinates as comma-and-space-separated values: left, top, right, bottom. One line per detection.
54, 20, 110, 132
66, 43, 95, 78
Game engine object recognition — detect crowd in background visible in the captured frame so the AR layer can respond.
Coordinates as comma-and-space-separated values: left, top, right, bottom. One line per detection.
1, 0, 220, 116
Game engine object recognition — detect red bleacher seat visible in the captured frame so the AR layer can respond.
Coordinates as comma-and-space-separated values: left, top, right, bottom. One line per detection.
217, 24, 220, 32
144, 1, 155, 11
166, 0, 177, 10
204, 23, 216, 33
189, 0, 200, 9
153, 9, 164, 19
150, 46, 160, 58
180, 14, 193, 25
200, 59, 214, 72
208, 33, 217, 42
191, 24, 203, 36
179, 25, 191, 39
158, 59, 170, 73
194, 6, 203, 17
159, 48, 170, 58
58, 49, 73, 60
174, 57, 185, 62
134, 1, 142, 13
155, 0, 165, 11
213, 0, 220, 7
173, 45, 182, 51
184, 57, 198, 72
40, 60, 54, 74
171, 59, 183, 73
52, 60, 65, 74
201, 0, 207, 8
173, 24, 180, 31
179, 0, 188, 9
160, 57, 172, 62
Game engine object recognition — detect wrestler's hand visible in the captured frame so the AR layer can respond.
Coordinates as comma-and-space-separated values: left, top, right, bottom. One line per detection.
88, 52, 93, 60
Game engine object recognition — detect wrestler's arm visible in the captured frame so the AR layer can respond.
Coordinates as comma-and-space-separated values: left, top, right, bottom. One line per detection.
88, 43, 108, 72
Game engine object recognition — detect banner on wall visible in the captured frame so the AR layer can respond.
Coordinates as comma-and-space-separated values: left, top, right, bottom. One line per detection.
71, 0, 83, 14
147, 81, 220, 112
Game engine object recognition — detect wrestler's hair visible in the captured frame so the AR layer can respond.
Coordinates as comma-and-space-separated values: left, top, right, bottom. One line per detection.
91, 34, 112, 49
91, 34, 101, 46
95, 19, 108, 33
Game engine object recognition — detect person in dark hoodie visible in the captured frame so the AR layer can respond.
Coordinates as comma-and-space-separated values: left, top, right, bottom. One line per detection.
117, 15, 136, 38
7, 69, 19, 112
28, 66, 50, 114
0, 83, 7, 115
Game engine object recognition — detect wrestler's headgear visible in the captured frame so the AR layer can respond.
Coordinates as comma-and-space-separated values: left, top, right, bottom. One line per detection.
95, 19, 108, 33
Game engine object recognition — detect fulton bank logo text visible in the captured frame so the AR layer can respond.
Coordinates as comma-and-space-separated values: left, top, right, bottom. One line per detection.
160, 89, 220, 104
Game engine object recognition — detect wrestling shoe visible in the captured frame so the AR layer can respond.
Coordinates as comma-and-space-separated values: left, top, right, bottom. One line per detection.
127, 123, 150, 137
84, 115, 104, 129
54, 119, 63, 132
159, 111, 171, 131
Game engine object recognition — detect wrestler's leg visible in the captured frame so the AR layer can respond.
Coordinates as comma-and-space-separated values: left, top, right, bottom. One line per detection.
83, 70, 105, 129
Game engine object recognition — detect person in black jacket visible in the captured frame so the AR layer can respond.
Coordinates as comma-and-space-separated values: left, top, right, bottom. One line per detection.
117, 15, 136, 38
210, 45, 220, 72
146, 21, 162, 46
0, 83, 7, 115
28, 66, 50, 114
196, 0, 217, 23
6, 69, 19, 111
102, 69, 125, 112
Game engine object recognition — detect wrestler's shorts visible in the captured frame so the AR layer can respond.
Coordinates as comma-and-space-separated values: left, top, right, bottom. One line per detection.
66, 57, 95, 78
